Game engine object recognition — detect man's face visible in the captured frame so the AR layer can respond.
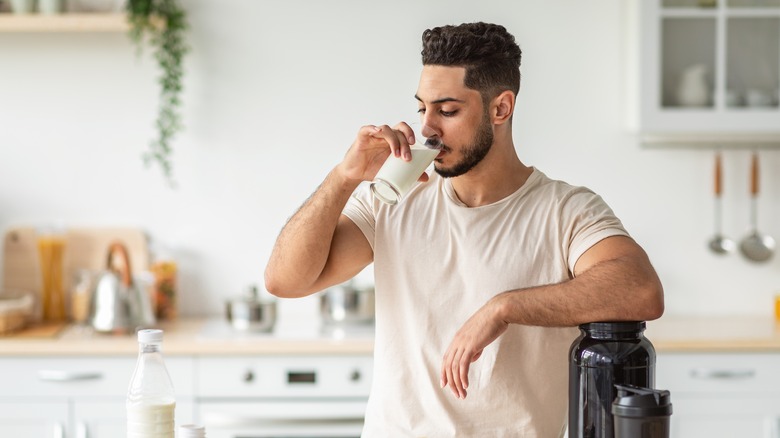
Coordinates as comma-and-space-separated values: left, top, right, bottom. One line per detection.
415, 65, 494, 178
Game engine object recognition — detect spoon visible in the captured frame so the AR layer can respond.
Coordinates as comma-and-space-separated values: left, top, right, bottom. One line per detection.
739, 152, 775, 263
708, 151, 735, 254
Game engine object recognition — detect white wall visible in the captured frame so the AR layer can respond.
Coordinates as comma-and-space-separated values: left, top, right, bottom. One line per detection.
1, 0, 779, 319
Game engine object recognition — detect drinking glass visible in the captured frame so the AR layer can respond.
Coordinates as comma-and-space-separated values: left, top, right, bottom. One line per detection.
370, 124, 439, 205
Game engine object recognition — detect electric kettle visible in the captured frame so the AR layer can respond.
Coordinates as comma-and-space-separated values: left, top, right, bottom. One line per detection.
89, 242, 155, 334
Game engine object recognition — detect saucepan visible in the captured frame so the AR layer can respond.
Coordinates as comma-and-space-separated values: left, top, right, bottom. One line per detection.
225, 285, 277, 332
320, 280, 375, 325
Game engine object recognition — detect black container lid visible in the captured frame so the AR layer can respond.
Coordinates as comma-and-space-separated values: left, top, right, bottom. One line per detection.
611, 384, 673, 418
580, 321, 646, 333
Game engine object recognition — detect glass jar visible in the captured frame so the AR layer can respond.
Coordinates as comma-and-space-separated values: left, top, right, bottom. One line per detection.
568, 321, 656, 438
70, 269, 92, 325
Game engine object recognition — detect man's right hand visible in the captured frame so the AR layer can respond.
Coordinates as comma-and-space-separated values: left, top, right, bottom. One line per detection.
337, 123, 425, 184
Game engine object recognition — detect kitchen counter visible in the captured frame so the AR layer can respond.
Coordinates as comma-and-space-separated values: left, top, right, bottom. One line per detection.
0, 318, 375, 356
646, 314, 780, 352
0, 315, 778, 356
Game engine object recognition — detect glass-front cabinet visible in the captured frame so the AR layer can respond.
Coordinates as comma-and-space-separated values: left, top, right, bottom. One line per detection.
640, 0, 780, 137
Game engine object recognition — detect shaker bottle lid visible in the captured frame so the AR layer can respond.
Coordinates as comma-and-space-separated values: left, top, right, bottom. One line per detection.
612, 384, 673, 417
137, 329, 163, 343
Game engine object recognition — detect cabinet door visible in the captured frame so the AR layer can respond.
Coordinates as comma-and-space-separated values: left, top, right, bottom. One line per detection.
671, 396, 778, 438
639, 0, 780, 134
73, 398, 196, 438
658, 353, 780, 438
0, 401, 68, 438
0, 356, 195, 398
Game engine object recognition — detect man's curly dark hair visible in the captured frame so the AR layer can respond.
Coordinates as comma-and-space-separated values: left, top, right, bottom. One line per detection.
421, 22, 522, 104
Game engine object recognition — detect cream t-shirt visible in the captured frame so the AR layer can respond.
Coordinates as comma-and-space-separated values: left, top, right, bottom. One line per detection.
342, 168, 629, 437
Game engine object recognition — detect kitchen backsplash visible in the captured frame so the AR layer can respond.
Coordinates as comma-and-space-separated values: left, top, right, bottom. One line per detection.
1, 0, 779, 318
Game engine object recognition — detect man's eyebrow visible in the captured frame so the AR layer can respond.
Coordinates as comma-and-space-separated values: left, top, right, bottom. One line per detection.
414, 94, 466, 104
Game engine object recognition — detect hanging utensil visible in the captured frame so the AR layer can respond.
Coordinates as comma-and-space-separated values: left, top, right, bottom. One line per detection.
739, 152, 775, 263
708, 151, 735, 254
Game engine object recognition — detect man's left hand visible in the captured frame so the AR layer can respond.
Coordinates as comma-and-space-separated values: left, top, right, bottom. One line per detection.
440, 298, 509, 399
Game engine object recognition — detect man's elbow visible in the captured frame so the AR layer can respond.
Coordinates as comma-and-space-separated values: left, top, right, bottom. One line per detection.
264, 267, 296, 298
640, 280, 665, 321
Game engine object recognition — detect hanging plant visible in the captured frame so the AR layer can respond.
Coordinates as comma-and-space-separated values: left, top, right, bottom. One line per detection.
126, 0, 189, 186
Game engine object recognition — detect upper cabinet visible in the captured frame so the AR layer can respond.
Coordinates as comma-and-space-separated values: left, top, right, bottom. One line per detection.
640, 0, 780, 144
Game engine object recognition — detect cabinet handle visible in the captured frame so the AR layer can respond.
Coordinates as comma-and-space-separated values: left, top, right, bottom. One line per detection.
690, 368, 755, 380
205, 413, 364, 429
53, 422, 65, 438
38, 369, 103, 382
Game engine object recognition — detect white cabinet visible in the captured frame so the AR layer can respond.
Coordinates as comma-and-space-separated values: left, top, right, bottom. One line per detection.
0, 402, 68, 438
0, 356, 196, 438
657, 352, 780, 438
73, 399, 196, 438
639, 0, 780, 140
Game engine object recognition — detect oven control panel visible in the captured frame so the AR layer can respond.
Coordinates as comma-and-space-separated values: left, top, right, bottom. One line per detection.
197, 355, 373, 398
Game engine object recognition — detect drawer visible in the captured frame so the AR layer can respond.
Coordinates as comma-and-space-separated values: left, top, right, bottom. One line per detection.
657, 353, 780, 394
0, 356, 194, 398
196, 355, 373, 398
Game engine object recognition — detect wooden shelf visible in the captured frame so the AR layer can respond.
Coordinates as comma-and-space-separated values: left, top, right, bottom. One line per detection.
0, 13, 128, 32
642, 132, 780, 149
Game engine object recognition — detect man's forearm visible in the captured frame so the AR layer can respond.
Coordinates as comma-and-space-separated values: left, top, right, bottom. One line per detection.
265, 167, 360, 296
494, 254, 664, 327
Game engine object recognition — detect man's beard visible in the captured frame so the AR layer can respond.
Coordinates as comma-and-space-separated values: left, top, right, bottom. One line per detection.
433, 115, 494, 178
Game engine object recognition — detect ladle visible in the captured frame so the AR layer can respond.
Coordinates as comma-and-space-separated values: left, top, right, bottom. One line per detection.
739, 152, 775, 263
708, 151, 735, 254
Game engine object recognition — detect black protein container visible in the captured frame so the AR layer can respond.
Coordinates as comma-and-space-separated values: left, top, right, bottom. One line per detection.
568, 321, 656, 438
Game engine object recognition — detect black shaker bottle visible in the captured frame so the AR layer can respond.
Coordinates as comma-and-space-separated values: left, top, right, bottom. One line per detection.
568, 321, 656, 438
612, 384, 672, 438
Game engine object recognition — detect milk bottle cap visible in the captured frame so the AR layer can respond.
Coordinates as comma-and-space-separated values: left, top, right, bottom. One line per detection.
138, 329, 163, 344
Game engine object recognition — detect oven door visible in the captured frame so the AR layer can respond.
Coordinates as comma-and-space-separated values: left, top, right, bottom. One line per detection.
199, 400, 366, 438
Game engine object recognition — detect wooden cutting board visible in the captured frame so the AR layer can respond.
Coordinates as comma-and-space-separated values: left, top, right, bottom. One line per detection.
2, 227, 149, 301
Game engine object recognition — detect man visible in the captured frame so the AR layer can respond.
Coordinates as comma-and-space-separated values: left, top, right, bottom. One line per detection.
265, 22, 663, 437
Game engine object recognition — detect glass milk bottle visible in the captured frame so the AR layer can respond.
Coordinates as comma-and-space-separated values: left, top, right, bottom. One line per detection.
127, 329, 176, 438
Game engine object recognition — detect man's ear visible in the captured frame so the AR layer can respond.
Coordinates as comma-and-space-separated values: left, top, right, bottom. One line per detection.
492, 90, 515, 125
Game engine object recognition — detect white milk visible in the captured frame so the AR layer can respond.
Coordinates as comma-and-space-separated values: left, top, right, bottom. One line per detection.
371, 145, 439, 205
127, 401, 175, 437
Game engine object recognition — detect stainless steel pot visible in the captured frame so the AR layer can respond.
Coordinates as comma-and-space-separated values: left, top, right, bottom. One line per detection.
225, 286, 276, 332
320, 281, 374, 325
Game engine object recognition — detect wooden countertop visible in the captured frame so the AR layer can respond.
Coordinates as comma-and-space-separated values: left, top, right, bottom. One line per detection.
0, 315, 778, 356
646, 315, 780, 352
0, 318, 375, 356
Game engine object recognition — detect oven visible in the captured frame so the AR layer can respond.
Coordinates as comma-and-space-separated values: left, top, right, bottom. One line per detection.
199, 400, 366, 438
196, 354, 372, 438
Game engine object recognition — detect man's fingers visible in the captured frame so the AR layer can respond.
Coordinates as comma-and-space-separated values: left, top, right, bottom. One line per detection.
369, 124, 413, 160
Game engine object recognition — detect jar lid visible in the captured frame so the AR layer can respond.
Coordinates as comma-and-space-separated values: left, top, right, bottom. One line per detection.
579, 321, 646, 332
179, 424, 206, 437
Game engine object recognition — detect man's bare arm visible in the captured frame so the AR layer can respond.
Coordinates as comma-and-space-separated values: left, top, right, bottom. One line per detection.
264, 168, 372, 298
265, 124, 418, 298
440, 236, 664, 398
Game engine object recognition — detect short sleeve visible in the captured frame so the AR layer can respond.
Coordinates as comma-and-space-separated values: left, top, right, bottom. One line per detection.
560, 188, 630, 272
342, 183, 377, 251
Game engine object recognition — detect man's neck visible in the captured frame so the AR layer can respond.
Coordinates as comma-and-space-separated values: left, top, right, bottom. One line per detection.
449, 140, 532, 208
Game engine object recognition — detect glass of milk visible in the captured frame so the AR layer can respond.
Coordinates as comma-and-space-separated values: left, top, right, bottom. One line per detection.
370, 124, 439, 205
